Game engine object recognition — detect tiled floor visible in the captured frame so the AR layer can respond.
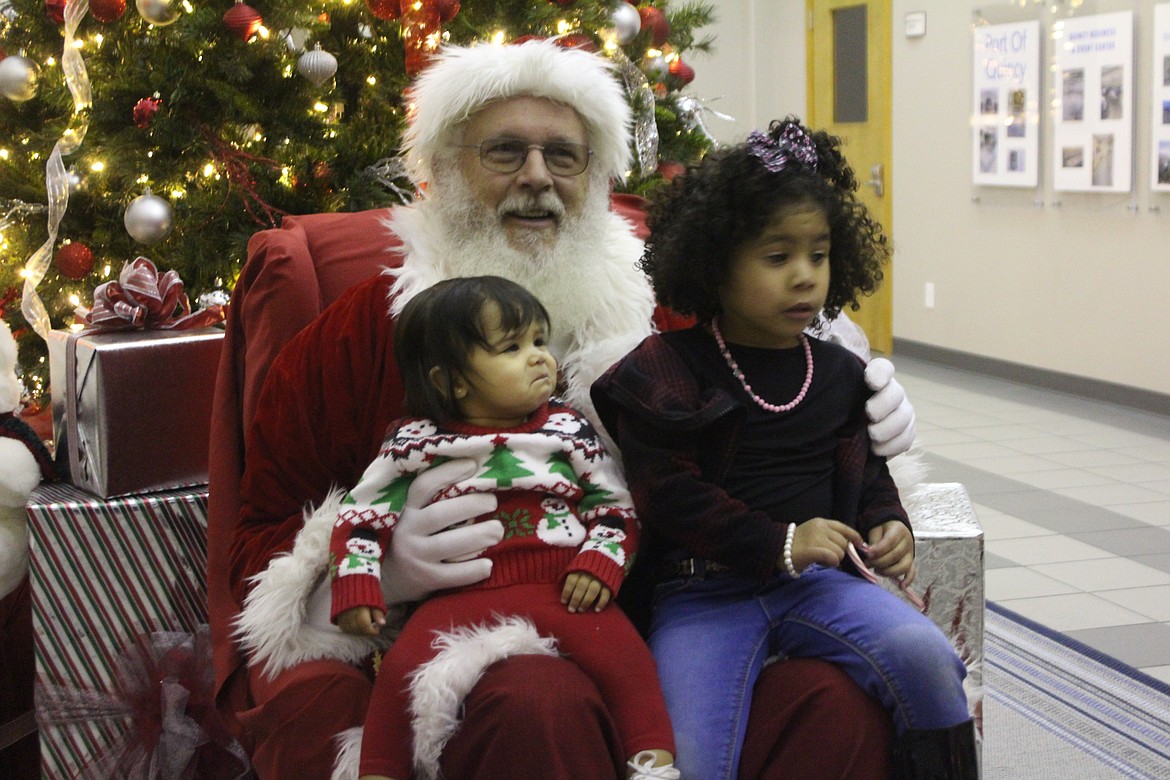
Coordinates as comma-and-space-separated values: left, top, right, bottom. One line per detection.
892, 353, 1170, 685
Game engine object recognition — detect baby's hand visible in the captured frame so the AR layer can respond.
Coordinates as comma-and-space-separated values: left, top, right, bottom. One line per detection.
865, 521, 916, 582
561, 572, 612, 613
787, 517, 864, 573
337, 605, 386, 637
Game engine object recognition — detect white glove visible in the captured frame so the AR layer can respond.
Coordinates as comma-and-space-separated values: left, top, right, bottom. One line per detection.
381, 458, 503, 605
864, 358, 916, 458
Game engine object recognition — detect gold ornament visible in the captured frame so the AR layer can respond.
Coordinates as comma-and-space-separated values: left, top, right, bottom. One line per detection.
135, 0, 181, 26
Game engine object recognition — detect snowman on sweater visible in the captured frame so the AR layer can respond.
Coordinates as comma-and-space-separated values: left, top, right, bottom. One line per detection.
0, 320, 55, 601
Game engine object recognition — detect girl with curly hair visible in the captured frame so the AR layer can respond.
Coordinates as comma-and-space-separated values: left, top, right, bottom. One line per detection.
592, 118, 976, 779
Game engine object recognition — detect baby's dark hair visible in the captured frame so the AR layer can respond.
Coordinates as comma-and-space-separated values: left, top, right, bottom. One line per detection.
394, 275, 551, 421
641, 116, 890, 322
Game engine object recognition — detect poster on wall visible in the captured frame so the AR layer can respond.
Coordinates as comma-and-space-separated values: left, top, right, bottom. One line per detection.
1051, 11, 1134, 193
1153, 4, 1170, 192
972, 20, 1040, 187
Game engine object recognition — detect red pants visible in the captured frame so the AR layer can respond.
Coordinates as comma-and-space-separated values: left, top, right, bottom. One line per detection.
360, 584, 674, 778
240, 645, 892, 779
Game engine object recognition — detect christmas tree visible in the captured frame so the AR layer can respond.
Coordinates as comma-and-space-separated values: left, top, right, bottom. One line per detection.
0, 0, 715, 408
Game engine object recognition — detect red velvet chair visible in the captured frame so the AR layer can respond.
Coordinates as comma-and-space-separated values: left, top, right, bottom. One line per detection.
207, 207, 398, 740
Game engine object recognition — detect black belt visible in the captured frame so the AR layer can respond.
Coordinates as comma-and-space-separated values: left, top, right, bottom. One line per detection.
659, 557, 732, 579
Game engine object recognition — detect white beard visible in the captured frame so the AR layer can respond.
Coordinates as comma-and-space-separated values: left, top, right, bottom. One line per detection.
401, 174, 614, 359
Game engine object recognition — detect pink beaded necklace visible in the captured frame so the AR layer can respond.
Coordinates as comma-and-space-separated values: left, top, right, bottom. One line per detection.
711, 319, 814, 413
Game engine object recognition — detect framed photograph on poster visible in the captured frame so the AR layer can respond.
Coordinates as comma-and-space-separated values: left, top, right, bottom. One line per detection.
1051, 11, 1134, 193
972, 20, 1040, 187
1152, 4, 1170, 192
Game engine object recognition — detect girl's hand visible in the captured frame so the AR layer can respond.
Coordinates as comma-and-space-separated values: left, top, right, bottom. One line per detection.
787, 518, 864, 573
337, 605, 386, 637
865, 521, 916, 582
561, 572, 612, 613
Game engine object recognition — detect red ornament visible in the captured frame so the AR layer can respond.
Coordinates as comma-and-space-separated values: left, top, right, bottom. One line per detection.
657, 161, 686, 182
223, 1, 263, 41
401, 1, 441, 75
433, 0, 459, 24
54, 242, 95, 280
556, 33, 597, 53
45, 0, 66, 25
668, 57, 694, 85
133, 96, 161, 128
89, 0, 127, 22
638, 5, 670, 47
365, 0, 400, 21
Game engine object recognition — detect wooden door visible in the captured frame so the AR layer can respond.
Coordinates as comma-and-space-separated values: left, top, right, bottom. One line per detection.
807, 0, 893, 354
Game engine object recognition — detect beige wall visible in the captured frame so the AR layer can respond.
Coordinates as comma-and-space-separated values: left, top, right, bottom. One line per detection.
689, 1, 1169, 398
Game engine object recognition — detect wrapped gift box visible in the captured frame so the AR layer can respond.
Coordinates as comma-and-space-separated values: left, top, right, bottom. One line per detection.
27, 482, 213, 778
893, 482, 985, 735
48, 326, 223, 498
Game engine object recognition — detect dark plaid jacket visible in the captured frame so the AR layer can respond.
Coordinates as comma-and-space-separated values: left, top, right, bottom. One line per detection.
592, 327, 910, 585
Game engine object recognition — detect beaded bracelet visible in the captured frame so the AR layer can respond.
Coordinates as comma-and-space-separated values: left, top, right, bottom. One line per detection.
783, 522, 801, 578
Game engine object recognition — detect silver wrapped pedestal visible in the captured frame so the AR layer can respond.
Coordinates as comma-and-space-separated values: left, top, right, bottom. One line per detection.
893, 482, 985, 736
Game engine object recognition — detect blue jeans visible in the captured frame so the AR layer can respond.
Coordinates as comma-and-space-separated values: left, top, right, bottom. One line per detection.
649, 566, 970, 780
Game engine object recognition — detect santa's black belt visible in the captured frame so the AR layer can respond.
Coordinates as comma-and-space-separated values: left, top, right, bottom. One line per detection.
659, 557, 732, 579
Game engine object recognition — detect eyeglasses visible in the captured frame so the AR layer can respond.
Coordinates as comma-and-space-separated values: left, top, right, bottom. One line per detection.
455, 138, 593, 176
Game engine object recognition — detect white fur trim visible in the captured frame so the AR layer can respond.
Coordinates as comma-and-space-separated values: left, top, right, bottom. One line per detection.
409, 616, 558, 780
889, 446, 930, 503
403, 39, 632, 185
330, 727, 364, 780
233, 490, 388, 678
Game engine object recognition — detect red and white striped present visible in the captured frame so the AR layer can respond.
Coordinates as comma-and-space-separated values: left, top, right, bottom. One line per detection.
25, 482, 246, 778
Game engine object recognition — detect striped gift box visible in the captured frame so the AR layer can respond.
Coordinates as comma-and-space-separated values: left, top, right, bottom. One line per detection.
26, 482, 209, 779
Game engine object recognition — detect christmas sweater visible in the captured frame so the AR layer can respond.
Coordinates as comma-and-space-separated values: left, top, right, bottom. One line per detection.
328, 399, 639, 622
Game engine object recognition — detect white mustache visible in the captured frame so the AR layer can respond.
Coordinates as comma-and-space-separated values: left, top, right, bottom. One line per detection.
497, 192, 565, 219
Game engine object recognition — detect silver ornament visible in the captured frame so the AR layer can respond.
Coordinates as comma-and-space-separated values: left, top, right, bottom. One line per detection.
0, 0, 17, 22
643, 53, 668, 81
610, 2, 641, 46
297, 44, 338, 88
124, 189, 174, 245
135, 0, 181, 26
611, 47, 659, 177
0, 55, 40, 102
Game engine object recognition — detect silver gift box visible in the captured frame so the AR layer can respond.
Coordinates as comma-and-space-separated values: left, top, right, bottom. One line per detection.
48, 327, 224, 498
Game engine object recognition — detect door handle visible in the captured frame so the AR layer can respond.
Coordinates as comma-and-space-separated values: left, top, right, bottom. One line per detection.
866, 163, 884, 197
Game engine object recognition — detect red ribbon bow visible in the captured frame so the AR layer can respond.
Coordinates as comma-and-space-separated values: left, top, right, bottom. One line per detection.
81, 257, 224, 331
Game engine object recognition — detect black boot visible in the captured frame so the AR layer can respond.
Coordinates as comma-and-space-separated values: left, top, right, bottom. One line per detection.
892, 720, 979, 779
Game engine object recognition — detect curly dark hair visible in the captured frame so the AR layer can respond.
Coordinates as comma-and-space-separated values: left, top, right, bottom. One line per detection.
394, 275, 551, 421
641, 116, 890, 323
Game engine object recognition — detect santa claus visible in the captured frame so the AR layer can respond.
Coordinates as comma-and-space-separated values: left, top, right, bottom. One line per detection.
213, 39, 914, 779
